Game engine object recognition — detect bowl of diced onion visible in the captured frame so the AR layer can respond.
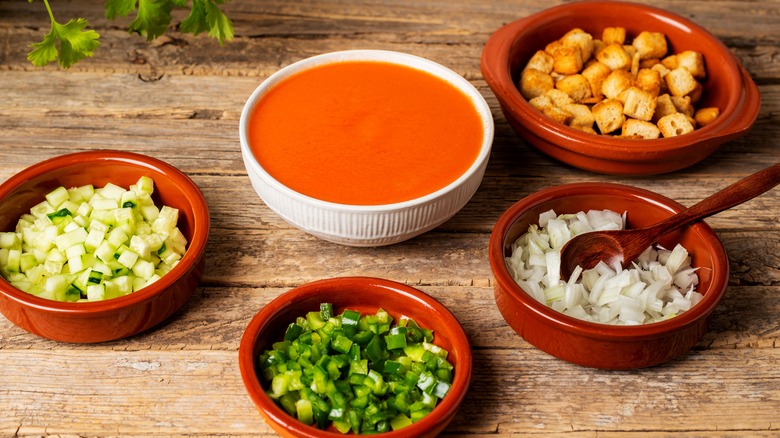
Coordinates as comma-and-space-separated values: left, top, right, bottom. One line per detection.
489, 182, 729, 369
0, 150, 210, 343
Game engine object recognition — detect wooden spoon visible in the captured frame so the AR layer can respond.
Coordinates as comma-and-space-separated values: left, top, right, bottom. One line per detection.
559, 163, 780, 280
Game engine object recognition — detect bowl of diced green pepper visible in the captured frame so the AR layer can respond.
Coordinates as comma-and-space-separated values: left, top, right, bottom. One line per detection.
238, 276, 472, 437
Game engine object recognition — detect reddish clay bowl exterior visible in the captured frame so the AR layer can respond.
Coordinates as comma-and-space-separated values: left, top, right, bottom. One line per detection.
0, 151, 210, 343
239, 277, 472, 438
489, 183, 729, 369
481, 1, 761, 175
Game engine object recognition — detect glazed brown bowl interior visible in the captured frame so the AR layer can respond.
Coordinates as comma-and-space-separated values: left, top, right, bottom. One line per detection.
490, 183, 729, 369
481, 1, 760, 174
239, 277, 472, 438
0, 150, 210, 343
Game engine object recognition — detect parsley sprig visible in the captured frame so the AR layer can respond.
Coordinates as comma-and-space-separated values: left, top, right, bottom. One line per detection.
27, 0, 234, 69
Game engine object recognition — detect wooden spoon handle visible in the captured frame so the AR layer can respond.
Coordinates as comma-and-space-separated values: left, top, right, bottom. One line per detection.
652, 163, 780, 236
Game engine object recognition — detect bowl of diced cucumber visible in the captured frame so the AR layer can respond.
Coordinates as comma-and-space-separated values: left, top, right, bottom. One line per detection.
238, 276, 472, 437
0, 150, 210, 343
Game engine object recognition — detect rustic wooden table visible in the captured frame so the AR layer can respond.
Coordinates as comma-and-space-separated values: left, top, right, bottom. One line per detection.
1, 1, 779, 436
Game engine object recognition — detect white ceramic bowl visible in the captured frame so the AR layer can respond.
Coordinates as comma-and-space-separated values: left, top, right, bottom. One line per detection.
239, 50, 494, 246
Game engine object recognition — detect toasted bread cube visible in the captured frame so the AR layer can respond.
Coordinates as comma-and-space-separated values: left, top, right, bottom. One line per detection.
528, 95, 573, 124
564, 103, 595, 128
657, 112, 694, 137
633, 31, 668, 60
552, 46, 584, 75
639, 58, 661, 69
621, 87, 657, 121
592, 39, 606, 57
555, 74, 592, 102
581, 61, 611, 99
602, 69, 635, 100
665, 67, 698, 97
622, 119, 661, 139
592, 99, 625, 134
561, 28, 595, 61
526, 50, 555, 74
545, 39, 564, 56
636, 68, 662, 96
596, 42, 632, 70
519, 68, 555, 99
544, 89, 575, 108
528, 95, 552, 111
653, 94, 677, 122
602, 27, 626, 45
688, 82, 703, 103
671, 95, 695, 117
694, 107, 720, 127
623, 45, 637, 59
650, 63, 671, 93
630, 51, 640, 76
661, 54, 678, 70
677, 50, 706, 79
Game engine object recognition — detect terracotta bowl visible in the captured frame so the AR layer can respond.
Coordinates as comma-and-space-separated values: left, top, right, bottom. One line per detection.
481, 1, 761, 175
240, 50, 494, 246
238, 277, 472, 437
489, 183, 729, 369
0, 151, 210, 343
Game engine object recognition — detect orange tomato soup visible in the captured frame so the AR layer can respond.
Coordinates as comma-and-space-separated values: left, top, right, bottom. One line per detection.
248, 61, 484, 205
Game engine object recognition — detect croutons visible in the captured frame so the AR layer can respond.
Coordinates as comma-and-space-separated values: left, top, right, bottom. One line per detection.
621, 87, 657, 121
555, 74, 592, 102
519, 68, 554, 99
622, 119, 661, 139
602, 69, 634, 100
632, 31, 668, 60
694, 107, 720, 127
518, 26, 715, 139
657, 113, 695, 137
561, 28, 595, 61
581, 61, 611, 99
636, 68, 662, 96
525, 50, 555, 74
564, 103, 596, 128
528, 95, 573, 124
596, 43, 633, 70
665, 67, 698, 97
676, 50, 706, 79
552, 46, 584, 75
592, 99, 625, 134
602, 27, 626, 45
653, 94, 677, 122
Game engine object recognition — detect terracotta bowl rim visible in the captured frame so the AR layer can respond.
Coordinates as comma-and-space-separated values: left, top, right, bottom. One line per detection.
480, 0, 757, 158
489, 182, 730, 340
239, 49, 495, 212
0, 150, 210, 316
238, 276, 473, 437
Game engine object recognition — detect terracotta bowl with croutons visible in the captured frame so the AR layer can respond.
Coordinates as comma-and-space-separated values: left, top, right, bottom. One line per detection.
481, 1, 760, 175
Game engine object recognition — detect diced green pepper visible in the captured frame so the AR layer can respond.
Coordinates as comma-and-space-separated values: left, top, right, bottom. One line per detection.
256, 303, 452, 433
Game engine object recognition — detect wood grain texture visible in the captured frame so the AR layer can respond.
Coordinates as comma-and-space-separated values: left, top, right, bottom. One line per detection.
0, 0, 779, 436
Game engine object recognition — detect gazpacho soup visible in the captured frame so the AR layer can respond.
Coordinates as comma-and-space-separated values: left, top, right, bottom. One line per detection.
247, 60, 484, 205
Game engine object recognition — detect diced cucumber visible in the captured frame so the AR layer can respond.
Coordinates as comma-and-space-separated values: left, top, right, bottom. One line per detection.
0, 177, 188, 302
97, 183, 126, 200
0, 232, 19, 249
45, 186, 69, 209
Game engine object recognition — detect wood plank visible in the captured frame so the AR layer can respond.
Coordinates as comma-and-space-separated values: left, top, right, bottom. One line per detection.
2, 348, 780, 436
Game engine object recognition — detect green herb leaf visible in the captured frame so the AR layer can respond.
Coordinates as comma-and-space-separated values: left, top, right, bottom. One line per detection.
180, 0, 234, 45
105, 0, 137, 19
28, 17, 101, 68
128, 0, 173, 41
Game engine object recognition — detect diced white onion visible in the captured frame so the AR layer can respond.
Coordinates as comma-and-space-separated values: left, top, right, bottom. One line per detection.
505, 209, 701, 325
